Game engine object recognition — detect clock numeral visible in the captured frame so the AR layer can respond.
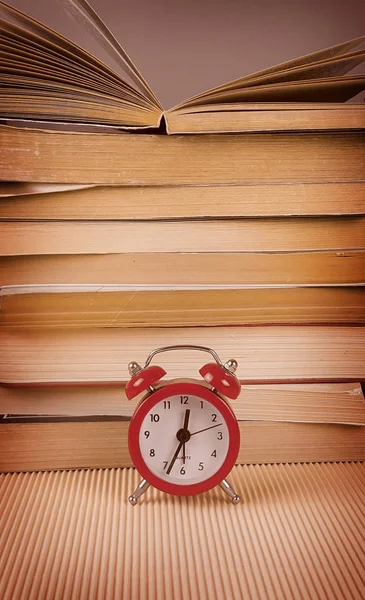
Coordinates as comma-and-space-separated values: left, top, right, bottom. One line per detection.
180, 466, 186, 475
211, 413, 217, 422
200, 401, 204, 409
211, 450, 217, 458
150, 449, 155, 457
198, 462, 204, 471
217, 431, 223, 440
150, 414, 160, 422
163, 401, 171, 409
180, 396, 189, 404
163, 461, 168, 470
144, 431, 150, 439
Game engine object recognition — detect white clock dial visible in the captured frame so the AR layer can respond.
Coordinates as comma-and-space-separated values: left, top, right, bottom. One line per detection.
139, 393, 230, 485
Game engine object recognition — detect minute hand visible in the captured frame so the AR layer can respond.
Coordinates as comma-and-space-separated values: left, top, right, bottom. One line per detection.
190, 423, 223, 436
166, 441, 183, 475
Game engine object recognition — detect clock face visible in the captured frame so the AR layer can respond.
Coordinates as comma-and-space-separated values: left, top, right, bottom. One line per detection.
128, 382, 240, 496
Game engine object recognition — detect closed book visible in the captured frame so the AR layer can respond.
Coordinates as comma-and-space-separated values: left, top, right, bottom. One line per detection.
1, 382, 364, 471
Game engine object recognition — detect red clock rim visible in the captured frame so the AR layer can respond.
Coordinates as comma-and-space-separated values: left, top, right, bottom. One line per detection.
128, 382, 240, 496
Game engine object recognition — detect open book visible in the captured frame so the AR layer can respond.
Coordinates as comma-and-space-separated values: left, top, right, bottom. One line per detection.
1, 0, 365, 133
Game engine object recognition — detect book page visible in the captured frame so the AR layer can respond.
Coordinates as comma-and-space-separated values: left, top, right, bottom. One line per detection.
0, 1, 160, 107
59, 0, 161, 107
190, 48, 365, 101
0, 1, 162, 126
177, 76, 365, 106
179, 36, 365, 108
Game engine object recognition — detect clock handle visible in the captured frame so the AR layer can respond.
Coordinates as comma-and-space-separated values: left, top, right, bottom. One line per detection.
141, 345, 240, 399
143, 344, 226, 368
128, 345, 240, 400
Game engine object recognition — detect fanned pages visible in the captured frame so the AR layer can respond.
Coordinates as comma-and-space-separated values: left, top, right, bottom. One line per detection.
173, 56, 365, 108
0, 1, 162, 127
176, 36, 365, 106
59, 0, 161, 106
0, 1, 364, 130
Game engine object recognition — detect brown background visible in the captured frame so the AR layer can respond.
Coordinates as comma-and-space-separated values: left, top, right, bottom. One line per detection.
7, 0, 365, 108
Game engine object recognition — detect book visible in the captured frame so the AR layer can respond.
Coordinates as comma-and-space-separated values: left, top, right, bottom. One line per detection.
165, 104, 365, 134
0, 1, 364, 133
1, 182, 365, 219
1, 251, 365, 287
1, 464, 364, 599
3, 382, 364, 470
1, 382, 363, 421
1, 381, 365, 472
1, 285, 365, 328
1, 127, 364, 184
1, 418, 365, 472
1, 325, 364, 385
1, 217, 365, 255
1, 382, 365, 471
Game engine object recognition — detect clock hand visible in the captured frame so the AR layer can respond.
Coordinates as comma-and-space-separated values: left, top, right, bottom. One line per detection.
166, 440, 183, 475
166, 409, 190, 474
190, 423, 223, 436
183, 408, 191, 431
182, 408, 190, 464
182, 441, 186, 465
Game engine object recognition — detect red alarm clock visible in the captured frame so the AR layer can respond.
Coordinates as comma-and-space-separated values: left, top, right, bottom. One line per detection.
126, 345, 241, 505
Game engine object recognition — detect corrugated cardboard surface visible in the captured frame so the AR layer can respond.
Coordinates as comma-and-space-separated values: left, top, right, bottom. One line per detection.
0, 463, 364, 599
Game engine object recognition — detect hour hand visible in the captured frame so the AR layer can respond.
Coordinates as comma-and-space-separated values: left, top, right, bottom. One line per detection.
183, 408, 190, 431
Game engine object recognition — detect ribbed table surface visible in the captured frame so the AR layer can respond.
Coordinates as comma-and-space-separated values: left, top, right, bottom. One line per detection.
0, 463, 364, 600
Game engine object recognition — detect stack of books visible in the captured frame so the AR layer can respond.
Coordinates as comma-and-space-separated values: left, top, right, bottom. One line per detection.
0, 0, 365, 471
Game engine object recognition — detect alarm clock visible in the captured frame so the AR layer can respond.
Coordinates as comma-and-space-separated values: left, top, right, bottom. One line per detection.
126, 344, 241, 505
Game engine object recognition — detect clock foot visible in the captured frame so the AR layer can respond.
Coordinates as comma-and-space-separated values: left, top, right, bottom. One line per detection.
219, 479, 241, 504
128, 478, 150, 505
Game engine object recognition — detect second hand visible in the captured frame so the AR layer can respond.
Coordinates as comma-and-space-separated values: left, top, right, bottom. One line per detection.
190, 423, 223, 436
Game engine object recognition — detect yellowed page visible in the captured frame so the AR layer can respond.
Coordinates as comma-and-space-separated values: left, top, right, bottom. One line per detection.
1, 286, 364, 328
1, 182, 364, 219
1, 250, 365, 287
179, 35, 365, 106
1, 325, 365, 384
178, 46, 365, 108
1, 126, 364, 185
1, 218, 365, 255
1, 382, 364, 424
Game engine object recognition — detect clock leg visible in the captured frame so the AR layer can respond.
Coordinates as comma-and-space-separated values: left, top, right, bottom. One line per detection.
128, 478, 150, 505
219, 479, 241, 504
